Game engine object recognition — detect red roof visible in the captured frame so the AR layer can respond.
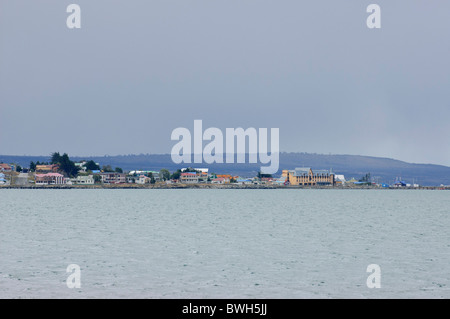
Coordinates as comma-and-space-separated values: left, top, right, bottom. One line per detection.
181, 172, 197, 176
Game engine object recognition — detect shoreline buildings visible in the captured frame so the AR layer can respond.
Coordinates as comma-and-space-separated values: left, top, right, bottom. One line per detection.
99, 172, 126, 184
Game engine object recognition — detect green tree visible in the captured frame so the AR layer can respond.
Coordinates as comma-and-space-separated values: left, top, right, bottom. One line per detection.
102, 165, 114, 172
171, 169, 181, 180
93, 175, 102, 184
84, 160, 100, 171
150, 176, 156, 184
29, 161, 36, 172
159, 169, 170, 181
16, 165, 22, 172
48, 152, 79, 177
50, 152, 62, 165
58, 153, 79, 177
115, 167, 123, 173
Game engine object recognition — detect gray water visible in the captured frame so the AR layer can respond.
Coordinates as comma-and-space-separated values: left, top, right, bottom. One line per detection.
1, 189, 450, 298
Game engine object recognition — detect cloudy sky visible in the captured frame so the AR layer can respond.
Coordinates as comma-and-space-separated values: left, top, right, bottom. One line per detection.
1, 0, 449, 166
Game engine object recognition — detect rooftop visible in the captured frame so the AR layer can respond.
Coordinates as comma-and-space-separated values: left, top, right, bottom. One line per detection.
35, 173, 64, 177
292, 167, 333, 176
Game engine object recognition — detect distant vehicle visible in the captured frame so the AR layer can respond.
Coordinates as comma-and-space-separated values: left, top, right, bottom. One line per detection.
394, 181, 407, 187
22, 168, 29, 173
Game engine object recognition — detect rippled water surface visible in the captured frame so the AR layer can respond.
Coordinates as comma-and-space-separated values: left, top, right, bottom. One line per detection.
1, 189, 450, 298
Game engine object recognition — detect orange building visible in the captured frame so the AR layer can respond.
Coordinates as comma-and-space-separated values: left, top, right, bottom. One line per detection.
216, 174, 239, 180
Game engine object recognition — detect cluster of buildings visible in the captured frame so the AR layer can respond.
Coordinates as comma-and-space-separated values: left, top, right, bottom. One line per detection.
179, 169, 245, 184
0, 164, 13, 185
4, 159, 422, 188
0, 154, 434, 188
1, 161, 347, 186
179, 168, 343, 186
29, 166, 343, 186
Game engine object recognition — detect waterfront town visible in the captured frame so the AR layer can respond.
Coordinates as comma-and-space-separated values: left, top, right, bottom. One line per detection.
0, 153, 437, 189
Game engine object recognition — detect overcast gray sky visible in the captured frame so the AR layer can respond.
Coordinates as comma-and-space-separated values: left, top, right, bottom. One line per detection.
1, 0, 449, 166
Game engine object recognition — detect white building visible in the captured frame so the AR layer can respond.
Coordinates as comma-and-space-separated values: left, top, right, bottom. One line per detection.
136, 175, 150, 184
211, 177, 229, 184
35, 173, 65, 185
335, 175, 346, 184
180, 172, 200, 183
76, 175, 94, 185
99, 172, 126, 184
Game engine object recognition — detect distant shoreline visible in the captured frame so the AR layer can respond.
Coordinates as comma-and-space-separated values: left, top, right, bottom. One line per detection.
2, 152, 450, 186
1, 184, 448, 190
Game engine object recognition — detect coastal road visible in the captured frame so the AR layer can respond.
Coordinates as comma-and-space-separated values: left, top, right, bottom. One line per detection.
14, 173, 30, 186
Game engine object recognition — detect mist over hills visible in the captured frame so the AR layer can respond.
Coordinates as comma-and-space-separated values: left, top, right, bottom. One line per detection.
1, 153, 449, 186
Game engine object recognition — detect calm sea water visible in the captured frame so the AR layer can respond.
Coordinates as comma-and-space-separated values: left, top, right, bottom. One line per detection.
1, 189, 450, 298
